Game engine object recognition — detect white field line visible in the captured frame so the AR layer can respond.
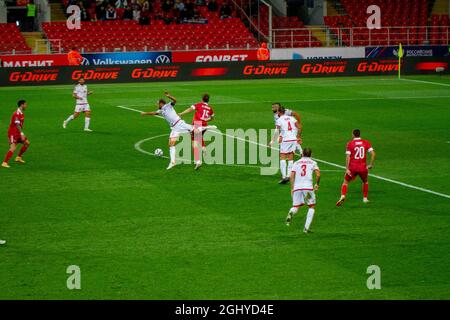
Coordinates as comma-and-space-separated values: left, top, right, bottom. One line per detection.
117, 105, 450, 199
134, 134, 342, 172
117, 94, 450, 108
400, 78, 450, 87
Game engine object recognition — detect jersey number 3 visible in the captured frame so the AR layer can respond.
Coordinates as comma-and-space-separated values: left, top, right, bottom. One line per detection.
300, 164, 307, 176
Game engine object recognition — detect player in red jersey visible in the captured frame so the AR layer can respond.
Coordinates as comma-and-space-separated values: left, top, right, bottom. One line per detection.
336, 129, 376, 206
178, 93, 215, 170
2, 100, 31, 169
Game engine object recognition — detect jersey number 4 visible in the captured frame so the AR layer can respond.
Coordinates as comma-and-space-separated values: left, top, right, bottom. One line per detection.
287, 121, 293, 131
354, 146, 365, 160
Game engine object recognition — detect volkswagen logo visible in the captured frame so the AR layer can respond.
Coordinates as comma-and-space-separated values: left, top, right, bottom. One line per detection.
81, 57, 90, 65
155, 55, 171, 64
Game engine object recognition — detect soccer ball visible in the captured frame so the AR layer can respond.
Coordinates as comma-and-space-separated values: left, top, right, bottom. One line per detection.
154, 148, 163, 157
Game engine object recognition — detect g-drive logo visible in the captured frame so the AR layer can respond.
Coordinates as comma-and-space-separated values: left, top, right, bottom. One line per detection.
81, 54, 171, 66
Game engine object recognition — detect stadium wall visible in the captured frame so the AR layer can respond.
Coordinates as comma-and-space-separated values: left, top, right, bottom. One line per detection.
0, 57, 448, 87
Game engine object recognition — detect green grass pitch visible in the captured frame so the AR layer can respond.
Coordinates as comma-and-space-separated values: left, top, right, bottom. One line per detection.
0, 75, 449, 299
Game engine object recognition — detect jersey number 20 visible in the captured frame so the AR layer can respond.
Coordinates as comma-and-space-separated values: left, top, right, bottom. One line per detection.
354, 146, 365, 160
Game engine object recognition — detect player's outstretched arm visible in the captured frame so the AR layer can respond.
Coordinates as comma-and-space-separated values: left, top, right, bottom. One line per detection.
141, 111, 159, 116
178, 106, 194, 117
164, 91, 176, 103
72, 92, 80, 100
367, 150, 376, 169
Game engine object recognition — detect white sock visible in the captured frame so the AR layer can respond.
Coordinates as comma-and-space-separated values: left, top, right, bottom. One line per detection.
288, 160, 294, 177
280, 160, 287, 178
65, 115, 74, 123
169, 146, 176, 163
289, 207, 298, 216
84, 117, 90, 129
305, 208, 315, 230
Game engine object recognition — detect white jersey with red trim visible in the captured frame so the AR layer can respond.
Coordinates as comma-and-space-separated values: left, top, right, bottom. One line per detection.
274, 108, 292, 124
292, 157, 319, 190
157, 102, 181, 127
276, 115, 297, 142
73, 84, 89, 105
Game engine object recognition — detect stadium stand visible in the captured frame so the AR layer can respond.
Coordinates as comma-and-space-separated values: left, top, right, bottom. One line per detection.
252, 5, 322, 48
324, 0, 449, 46
40, 0, 258, 52
0, 23, 32, 54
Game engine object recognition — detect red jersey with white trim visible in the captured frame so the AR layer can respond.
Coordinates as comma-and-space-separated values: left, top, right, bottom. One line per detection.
346, 138, 373, 172
8, 108, 24, 137
191, 102, 214, 127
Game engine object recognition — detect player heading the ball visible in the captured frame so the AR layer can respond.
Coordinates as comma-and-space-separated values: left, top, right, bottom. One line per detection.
336, 129, 376, 206
141, 91, 217, 170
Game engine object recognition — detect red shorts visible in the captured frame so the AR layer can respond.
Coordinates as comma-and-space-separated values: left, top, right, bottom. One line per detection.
8, 133, 25, 145
345, 169, 368, 183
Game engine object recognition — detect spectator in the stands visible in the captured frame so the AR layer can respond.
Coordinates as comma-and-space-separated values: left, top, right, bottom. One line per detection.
68, 0, 79, 7
142, 0, 153, 13
106, 4, 117, 20
174, 0, 184, 11
115, 0, 127, 8
139, 6, 151, 25
207, 0, 217, 12
95, 2, 107, 20
195, 0, 206, 6
122, 4, 133, 19
79, 1, 90, 21
219, 0, 232, 19
185, 0, 195, 19
161, 0, 172, 13
129, 0, 141, 20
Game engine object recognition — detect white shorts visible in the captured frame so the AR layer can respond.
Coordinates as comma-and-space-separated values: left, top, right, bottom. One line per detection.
75, 104, 91, 113
292, 190, 316, 207
296, 143, 302, 154
280, 141, 297, 154
170, 120, 193, 139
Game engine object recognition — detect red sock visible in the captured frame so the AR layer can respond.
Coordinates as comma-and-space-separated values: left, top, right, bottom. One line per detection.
341, 183, 348, 197
3, 150, 13, 163
363, 183, 369, 198
18, 145, 28, 157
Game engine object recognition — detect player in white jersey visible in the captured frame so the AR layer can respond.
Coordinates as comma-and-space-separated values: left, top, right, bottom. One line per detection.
141, 91, 216, 170
285, 148, 320, 233
271, 103, 302, 153
63, 77, 93, 132
270, 107, 300, 184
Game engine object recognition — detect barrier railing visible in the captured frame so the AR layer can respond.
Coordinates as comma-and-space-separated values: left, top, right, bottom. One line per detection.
272, 26, 450, 48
